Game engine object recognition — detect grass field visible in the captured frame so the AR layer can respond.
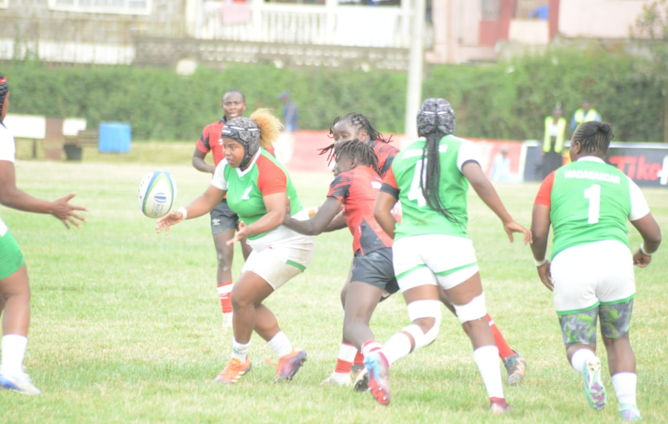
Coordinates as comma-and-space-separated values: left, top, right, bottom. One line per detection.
2, 147, 667, 424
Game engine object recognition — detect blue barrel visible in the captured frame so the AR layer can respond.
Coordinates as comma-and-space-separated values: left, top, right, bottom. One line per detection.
99, 122, 132, 153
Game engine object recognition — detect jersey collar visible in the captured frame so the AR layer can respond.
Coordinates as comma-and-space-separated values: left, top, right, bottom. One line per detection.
577, 156, 605, 164
236, 149, 261, 177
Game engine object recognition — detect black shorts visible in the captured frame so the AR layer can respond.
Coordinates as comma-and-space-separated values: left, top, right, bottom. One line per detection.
210, 199, 239, 234
351, 247, 399, 295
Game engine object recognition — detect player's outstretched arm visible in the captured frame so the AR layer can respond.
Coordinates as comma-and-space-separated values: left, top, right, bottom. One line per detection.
374, 191, 398, 239
284, 197, 342, 236
157, 184, 225, 235
530, 203, 553, 291
462, 161, 532, 244
0, 161, 87, 229
630, 213, 661, 268
323, 210, 347, 233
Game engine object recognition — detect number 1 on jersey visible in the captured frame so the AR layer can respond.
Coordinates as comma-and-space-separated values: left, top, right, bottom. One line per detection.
583, 184, 601, 224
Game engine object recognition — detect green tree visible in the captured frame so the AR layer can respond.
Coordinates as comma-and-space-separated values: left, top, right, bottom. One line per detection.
630, 0, 668, 142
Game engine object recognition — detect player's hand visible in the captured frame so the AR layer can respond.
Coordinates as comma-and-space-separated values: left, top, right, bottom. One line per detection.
633, 249, 652, 268
155, 211, 184, 235
227, 221, 249, 245
502, 220, 532, 245
537, 261, 553, 291
51, 193, 88, 229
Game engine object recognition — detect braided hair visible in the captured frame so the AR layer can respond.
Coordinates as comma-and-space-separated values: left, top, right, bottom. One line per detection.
572, 121, 614, 154
319, 112, 390, 164
0, 73, 8, 122
334, 139, 380, 175
416, 98, 461, 225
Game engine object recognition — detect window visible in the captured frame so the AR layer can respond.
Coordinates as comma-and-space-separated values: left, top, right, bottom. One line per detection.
515, 0, 549, 19
49, 0, 151, 15
481, 0, 500, 20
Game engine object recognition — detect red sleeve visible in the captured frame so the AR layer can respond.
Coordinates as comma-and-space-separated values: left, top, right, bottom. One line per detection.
382, 166, 398, 190
256, 156, 287, 196
534, 171, 555, 207
196, 125, 211, 153
327, 172, 352, 201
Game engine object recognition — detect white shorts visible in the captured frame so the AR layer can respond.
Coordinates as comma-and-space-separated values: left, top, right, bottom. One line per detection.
552, 240, 635, 313
242, 235, 315, 290
392, 234, 479, 292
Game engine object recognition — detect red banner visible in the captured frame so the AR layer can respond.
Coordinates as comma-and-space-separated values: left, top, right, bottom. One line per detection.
275, 130, 523, 181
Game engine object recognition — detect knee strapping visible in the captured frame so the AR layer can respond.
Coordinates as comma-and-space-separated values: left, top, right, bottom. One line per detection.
405, 300, 441, 350
454, 292, 487, 324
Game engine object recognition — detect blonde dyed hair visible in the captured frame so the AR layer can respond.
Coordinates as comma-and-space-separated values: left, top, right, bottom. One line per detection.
250, 108, 283, 148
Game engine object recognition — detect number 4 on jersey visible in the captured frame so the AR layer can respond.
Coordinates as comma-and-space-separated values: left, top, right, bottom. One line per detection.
408, 159, 427, 207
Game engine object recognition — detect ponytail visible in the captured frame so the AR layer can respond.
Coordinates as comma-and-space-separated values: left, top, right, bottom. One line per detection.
250, 108, 283, 148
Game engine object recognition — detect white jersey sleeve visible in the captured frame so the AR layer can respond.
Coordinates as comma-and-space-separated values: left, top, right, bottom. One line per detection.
456, 139, 481, 173
211, 159, 229, 191
0, 124, 16, 163
627, 177, 650, 221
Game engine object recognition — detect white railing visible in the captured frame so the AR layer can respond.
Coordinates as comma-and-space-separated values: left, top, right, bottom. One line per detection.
198, 1, 414, 49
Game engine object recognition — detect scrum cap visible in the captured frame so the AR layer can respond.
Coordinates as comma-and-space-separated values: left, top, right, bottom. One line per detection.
221, 117, 261, 169
417, 98, 455, 137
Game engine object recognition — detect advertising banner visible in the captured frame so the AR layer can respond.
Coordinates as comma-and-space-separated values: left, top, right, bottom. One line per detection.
520, 141, 668, 188
278, 130, 524, 180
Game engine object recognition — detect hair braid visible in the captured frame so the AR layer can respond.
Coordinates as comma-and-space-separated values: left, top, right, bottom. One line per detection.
416, 98, 461, 226
419, 134, 461, 226
334, 139, 380, 175
320, 112, 390, 164
0, 73, 8, 121
573, 121, 614, 154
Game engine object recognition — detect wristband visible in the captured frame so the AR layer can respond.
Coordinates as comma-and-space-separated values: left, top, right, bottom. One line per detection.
639, 243, 656, 256
177, 207, 188, 221
534, 257, 547, 267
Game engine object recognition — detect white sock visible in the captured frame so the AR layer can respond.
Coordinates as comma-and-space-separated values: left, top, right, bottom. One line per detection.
338, 343, 357, 363
361, 340, 382, 358
268, 331, 293, 358
612, 372, 637, 406
382, 332, 412, 365
473, 345, 504, 399
231, 339, 250, 362
1, 335, 28, 375
570, 348, 597, 375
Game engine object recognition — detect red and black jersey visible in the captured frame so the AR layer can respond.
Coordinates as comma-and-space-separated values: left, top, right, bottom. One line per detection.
196, 117, 226, 166
369, 139, 399, 178
327, 165, 393, 255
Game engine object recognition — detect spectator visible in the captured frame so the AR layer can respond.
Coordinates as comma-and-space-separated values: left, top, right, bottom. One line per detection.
570, 100, 601, 133
490, 147, 511, 182
540, 105, 567, 179
279, 91, 298, 132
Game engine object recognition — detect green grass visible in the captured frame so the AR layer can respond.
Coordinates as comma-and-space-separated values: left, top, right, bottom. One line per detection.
15, 140, 197, 165
1, 159, 667, 424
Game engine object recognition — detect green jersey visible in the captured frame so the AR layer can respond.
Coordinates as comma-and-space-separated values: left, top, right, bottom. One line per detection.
535, 157, 650, 259
212, 149, 303, 240
382, 135, 480, 240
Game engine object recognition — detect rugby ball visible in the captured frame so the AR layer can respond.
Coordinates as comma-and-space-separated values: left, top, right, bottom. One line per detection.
138, 171, 176, 218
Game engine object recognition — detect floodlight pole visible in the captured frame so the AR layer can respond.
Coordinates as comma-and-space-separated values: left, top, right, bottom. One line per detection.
404, 0, 426, 139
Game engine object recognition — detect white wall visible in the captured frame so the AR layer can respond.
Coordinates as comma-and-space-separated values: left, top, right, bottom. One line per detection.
559, 0, 652, 39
